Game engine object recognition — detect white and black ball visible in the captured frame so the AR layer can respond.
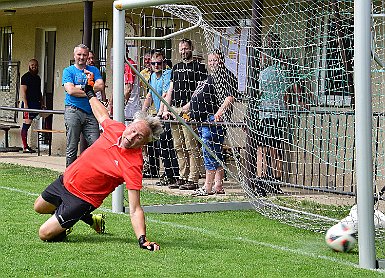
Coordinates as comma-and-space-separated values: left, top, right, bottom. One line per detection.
325, 222, 357, 252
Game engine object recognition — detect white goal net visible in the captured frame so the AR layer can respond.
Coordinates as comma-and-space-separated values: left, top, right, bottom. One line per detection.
123, 0, 385, 253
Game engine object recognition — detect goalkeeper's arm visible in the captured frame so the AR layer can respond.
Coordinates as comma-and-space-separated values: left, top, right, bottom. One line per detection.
88, 94, 110, 124
128, 189, 160, 251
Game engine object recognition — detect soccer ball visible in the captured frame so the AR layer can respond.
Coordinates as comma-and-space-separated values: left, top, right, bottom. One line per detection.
325, 222, 357, 252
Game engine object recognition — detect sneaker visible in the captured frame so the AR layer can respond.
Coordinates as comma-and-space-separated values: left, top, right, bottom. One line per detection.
91, 214, 105, 234
179, 181, 199, 190
156, 176, 176, 186
168, 178, 186, 189
271, 186, 284, 195
143, 172, 159, 178
66, 227, 73, 236
23, 146, 36, 153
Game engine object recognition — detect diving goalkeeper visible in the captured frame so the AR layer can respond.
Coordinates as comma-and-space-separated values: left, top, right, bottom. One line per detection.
33, 80, 162, 251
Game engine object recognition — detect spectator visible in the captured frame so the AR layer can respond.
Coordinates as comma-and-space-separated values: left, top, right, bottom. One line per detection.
87, 50, 106, 103
87, 50, 96, 66
108, 49, 141, 120
138, 51, 157, 177
33, 87, 162, 251
182, 49, 237, 196
139, 52, 152, 99
255, 47, 290, 195
63, 44, 105, 167
20, 59, 44, 153
162, 38, 208, 190
124, 50, 141, 121
192, 50, 205, 64
142, 51, 179, 186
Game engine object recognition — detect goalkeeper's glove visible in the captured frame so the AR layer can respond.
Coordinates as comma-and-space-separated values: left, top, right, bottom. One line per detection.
81, 72, 96, 99
138, 235, 160, 251
81, 84, 96, 99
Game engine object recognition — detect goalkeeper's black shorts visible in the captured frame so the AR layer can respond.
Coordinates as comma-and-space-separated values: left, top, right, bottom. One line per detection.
41, 175, 96, 228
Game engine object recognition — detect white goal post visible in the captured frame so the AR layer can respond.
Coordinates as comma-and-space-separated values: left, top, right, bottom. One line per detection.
354, 0, 376, 269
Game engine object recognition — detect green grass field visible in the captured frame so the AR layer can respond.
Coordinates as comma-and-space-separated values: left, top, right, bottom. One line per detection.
1, 162, 384, 277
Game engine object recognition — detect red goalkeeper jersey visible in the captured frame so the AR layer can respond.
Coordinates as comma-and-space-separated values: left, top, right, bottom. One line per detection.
63, 118, 143, 207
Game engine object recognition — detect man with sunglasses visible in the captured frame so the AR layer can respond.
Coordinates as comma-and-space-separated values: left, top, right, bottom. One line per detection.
142, 51, 179, 186
162, 38, 207, 190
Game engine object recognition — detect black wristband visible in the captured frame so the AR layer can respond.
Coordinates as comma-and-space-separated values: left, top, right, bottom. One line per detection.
85, 89, 96, 100
138, 235, 146, 247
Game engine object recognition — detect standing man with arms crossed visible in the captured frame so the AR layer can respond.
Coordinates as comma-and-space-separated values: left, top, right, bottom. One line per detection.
162, 39, 207, 190
20, 59, 44, 153
63, 44, 105, 167
34, 84, 162, 251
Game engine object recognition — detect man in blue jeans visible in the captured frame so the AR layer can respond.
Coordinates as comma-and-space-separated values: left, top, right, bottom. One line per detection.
63, 44, 105, 166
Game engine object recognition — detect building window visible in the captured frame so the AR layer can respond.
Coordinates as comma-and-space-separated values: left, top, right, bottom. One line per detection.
0, 26, 12, 89
92, 21, 108, 82
142, 15, 174, 63
315, 14, 354, 107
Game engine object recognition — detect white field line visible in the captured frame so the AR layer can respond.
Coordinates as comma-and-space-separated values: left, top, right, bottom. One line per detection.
0, 185, 39, 196
2, 185, 384, 272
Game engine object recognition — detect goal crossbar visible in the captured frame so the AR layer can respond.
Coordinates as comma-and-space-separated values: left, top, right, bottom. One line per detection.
125, 5, 202, 41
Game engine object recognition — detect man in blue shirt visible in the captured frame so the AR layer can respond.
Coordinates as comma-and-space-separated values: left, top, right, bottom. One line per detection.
142, 51, 179, 186
63, 44, 105, 166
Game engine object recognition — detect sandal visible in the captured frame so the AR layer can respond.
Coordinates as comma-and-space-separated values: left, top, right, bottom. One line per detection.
214, 189, 225, 195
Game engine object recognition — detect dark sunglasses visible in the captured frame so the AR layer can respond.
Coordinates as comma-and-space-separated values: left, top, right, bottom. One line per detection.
151, 61, 164, 66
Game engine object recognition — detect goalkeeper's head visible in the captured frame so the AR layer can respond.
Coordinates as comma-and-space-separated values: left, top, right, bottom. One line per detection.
120, 111, 164, 149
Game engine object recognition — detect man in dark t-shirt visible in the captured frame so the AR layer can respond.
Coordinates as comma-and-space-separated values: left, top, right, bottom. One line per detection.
170, 59, 207, 108
20, 59, 44, 153
162, 39, 207, 190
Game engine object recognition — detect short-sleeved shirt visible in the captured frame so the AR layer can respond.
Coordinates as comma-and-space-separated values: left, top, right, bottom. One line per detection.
21, 71, 42, 105
63, 118, 143, 208
62, 65, 103, 114
258, 65, 289, 119
171, 60, 207, 107
149, 69, 172, 112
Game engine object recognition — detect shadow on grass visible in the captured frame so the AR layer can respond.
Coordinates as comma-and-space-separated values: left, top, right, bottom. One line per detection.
65, 233, 220, 252
66, 233, 131, 244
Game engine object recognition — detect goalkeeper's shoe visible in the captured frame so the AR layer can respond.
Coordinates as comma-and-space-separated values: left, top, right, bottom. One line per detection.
91, 214, 105, 234
66, 227, 73, 236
